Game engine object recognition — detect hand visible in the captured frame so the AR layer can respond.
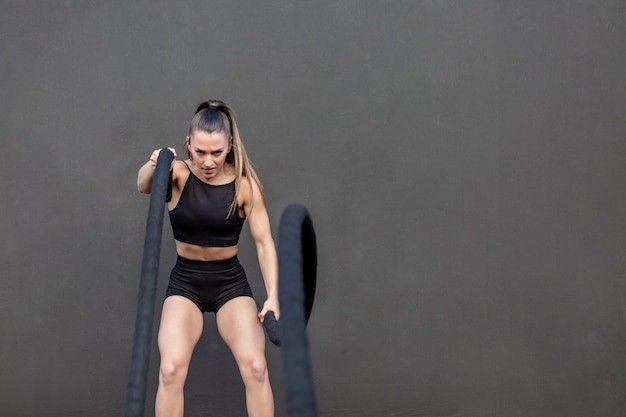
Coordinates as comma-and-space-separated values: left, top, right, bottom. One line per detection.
149, 147, 177, 169
258, 297, 280, 322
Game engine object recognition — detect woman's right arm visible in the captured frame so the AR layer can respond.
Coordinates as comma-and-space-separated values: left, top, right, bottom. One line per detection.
137, 148, 177, 194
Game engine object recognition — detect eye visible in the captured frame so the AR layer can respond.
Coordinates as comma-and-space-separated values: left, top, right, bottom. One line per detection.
213, 150, 223, 156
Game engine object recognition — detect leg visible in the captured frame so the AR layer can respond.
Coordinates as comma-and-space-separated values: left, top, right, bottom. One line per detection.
216, 297, 274, 417
155, 296, 204, 417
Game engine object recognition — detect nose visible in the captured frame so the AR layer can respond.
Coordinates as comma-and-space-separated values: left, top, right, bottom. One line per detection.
202, 156, 214, 168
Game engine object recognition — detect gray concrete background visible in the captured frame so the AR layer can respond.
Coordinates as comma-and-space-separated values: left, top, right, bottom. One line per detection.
1, 1, 625, 416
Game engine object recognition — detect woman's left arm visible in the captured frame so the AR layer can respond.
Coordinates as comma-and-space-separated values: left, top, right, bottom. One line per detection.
244, 178, 279, 321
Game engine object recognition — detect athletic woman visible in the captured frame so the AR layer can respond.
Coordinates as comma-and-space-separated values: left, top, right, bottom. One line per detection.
137, 100, 278, 417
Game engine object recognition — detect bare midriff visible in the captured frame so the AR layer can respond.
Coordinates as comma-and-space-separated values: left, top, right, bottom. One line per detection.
175, 240, 238, 261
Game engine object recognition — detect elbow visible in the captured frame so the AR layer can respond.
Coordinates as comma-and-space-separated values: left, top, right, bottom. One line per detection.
137, 170, 152, 194
137, 179, 150, 194
255, 237, 276, 254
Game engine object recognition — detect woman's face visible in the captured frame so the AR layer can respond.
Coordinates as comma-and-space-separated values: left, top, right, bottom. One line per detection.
187, 130, 231, 181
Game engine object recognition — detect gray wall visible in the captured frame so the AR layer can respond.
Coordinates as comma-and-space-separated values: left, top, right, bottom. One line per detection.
2, 1, 625, 416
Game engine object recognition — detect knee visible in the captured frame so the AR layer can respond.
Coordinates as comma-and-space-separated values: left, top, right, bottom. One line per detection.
159, 360, 188, 389
241, 357, 268, 386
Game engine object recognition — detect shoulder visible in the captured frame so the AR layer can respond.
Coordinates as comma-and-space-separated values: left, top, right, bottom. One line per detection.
172, 160, 191, 185
238, 175, 252, 198
238, 175, 264, 205
240, 174, 262, 193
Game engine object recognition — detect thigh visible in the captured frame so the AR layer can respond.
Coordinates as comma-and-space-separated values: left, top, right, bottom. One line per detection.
158, 296, 204, 364
216, 297, 266, 361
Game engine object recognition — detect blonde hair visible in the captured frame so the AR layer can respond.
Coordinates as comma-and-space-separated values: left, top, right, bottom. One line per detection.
187, 100, 263, 217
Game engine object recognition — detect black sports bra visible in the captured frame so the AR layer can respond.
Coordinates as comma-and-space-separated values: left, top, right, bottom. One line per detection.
169, 164, 245, 247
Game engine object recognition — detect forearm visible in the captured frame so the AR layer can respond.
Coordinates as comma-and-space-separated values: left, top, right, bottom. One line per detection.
256, 239, 279, 299
137, 160, 156, 193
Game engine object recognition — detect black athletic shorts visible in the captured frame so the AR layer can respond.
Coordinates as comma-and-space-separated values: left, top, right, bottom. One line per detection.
165, 255, 254, 313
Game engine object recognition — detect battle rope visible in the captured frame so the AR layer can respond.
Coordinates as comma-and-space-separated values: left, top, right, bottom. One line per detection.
278, 203, 318, 417
125, 148, 174, 417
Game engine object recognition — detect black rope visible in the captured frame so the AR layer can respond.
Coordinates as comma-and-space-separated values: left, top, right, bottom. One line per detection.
125, 149, 174, 417
278, 203, 318, 417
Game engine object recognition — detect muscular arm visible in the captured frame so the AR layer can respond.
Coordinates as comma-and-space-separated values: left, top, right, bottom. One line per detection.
244, 178, 279, 319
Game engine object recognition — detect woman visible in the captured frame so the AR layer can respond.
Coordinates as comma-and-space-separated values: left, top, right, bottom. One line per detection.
137, 100, 278, 417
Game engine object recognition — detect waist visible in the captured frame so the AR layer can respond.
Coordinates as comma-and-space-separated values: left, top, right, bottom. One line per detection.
174, 254, 242, 274
175, 240, 238, 261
